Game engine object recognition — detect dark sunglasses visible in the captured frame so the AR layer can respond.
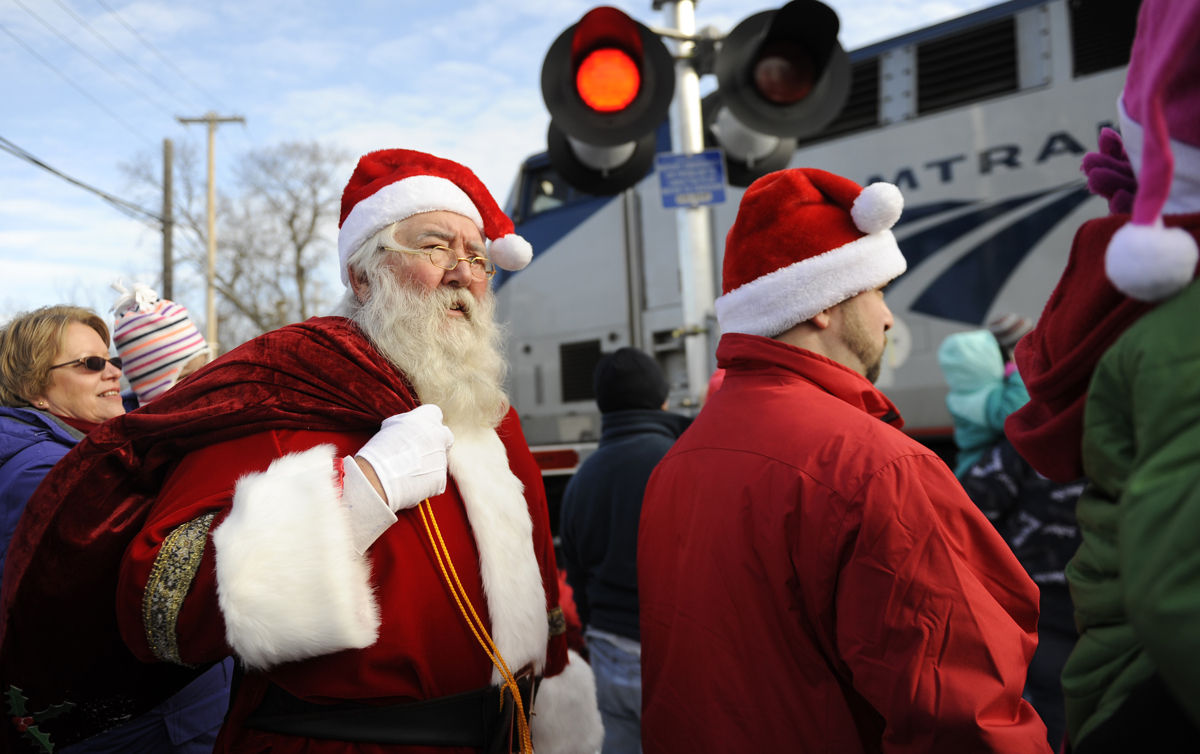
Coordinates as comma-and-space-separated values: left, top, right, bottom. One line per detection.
49, 355, 123, 372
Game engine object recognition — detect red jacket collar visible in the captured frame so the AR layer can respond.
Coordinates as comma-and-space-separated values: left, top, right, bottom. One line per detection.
716, 333, 904, 429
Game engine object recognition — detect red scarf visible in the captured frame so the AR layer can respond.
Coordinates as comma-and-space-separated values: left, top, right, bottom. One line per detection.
0, 317, 417, 743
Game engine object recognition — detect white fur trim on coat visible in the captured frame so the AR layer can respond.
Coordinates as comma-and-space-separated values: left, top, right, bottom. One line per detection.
715, 230, 907, 337
338, 175, 485, 284
213, 444, 380, 670
447, 425, 549, 683
531, 649, 604, 754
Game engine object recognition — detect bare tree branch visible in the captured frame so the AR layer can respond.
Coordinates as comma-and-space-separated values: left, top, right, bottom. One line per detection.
121, 140, 351, 352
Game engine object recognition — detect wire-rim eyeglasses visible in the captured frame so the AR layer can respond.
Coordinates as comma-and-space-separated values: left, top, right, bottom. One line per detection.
378, 244, 496, 280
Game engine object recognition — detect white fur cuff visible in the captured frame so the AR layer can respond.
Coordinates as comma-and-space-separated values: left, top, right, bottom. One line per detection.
213, 444, 380, 669
531, 649, 604, 754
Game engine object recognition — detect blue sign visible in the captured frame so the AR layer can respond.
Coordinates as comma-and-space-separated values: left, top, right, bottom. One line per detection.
656, 150, 726, 208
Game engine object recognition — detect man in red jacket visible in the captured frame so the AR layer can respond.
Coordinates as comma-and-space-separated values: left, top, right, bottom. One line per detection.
1, 149, 601, 754
637, 168, 1050, 753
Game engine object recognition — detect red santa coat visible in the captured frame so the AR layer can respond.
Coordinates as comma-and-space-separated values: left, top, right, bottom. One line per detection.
1, 317, 600, 753
638, 333, 1049, 753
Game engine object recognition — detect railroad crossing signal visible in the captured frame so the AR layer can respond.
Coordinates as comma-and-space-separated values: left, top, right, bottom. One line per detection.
541, 6, 675, 195
540, 1, 852, 194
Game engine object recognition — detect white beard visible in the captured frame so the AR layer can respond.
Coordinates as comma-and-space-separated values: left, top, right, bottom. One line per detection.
351, 269, 510, 431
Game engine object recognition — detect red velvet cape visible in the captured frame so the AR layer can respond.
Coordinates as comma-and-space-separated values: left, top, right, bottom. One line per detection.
0, 316, 416, 745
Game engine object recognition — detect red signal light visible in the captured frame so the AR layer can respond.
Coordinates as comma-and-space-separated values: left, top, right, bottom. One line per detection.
577, 48, 641, 111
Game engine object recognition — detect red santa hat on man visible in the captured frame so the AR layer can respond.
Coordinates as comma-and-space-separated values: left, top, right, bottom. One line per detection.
1105, 0, 1200, 302
716, 167, 906, 337
337, 148, 533, 285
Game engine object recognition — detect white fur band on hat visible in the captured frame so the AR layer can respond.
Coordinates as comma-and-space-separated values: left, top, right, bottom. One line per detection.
716, 231, 907, 337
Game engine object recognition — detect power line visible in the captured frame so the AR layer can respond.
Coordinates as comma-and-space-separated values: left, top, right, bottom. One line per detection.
11, 0, 179, 120
91, 0, 231, 113
0, 134, 162, 225
0, 22, 154, 146
49, 0, 203, 113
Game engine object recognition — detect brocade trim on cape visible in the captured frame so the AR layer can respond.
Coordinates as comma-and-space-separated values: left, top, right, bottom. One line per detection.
548, 606, 566, 637
143, 512, 216, 664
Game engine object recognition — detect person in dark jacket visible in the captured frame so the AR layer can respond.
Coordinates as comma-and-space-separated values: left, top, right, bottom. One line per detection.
961, 437, 1085, 749
559, 347, 689, 754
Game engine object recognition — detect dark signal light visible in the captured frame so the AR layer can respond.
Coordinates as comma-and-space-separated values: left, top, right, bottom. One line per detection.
705, 0, 851, 187
753, 41, 817, 105
713, 0, 849, 139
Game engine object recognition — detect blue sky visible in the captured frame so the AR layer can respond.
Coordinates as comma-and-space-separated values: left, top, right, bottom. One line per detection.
0, 0, 994, 322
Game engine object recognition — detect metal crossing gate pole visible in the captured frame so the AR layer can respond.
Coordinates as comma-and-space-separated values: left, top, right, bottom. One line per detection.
661, 0, 718, 408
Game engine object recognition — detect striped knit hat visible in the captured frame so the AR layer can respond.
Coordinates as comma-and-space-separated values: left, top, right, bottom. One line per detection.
111, 282, 209, 405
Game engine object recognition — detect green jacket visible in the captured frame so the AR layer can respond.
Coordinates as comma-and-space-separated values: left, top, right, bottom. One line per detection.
1064, 277, 1200, 745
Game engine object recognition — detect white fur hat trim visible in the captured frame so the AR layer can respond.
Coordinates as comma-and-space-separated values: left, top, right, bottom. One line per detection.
716, 230, 907, 337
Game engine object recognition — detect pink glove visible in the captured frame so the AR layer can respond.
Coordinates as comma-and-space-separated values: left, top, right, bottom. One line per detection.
1081, 127, 1136, 215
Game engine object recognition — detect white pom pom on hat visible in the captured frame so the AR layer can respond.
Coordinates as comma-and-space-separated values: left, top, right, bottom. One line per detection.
851, 182, 904, 234
1106, 220, 1198, 302
489, 233, 533, 272
1104, 0, 1200, 302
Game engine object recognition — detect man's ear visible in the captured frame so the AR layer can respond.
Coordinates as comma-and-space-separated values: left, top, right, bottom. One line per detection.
348, 266, 370, 302
810, 307, 835, 330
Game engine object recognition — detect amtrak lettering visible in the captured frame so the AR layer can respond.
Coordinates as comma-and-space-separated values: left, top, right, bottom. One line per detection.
866, 127, 1101, 189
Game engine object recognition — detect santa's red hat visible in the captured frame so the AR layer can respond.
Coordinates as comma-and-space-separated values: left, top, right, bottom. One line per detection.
716, 168, 906, 337
1106, 0, 1200, 301
337, 149, 532, 285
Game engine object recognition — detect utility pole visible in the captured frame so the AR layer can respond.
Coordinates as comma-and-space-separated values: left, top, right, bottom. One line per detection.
161, 138, 173, 300
177, 111, 245, 355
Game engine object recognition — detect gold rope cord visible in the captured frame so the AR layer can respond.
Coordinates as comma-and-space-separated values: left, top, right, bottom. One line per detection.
418, 499, 534, 754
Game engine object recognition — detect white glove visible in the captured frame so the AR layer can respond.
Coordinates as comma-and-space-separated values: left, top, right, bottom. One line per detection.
354, 404, 454, 512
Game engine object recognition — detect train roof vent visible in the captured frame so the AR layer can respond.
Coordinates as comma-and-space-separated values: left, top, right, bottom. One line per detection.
797, 58, 878, 146
1069, 0, 1140, 77
916, 17, 1017, 116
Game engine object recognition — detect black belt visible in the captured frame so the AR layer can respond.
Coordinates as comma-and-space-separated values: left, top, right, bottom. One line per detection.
243, 670, 538, 751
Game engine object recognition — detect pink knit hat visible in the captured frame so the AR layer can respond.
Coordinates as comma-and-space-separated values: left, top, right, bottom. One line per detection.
1106, 0, 1200, 301
337, 149, 532, 285
111, 283, 208, 405
716, 168, 906, 337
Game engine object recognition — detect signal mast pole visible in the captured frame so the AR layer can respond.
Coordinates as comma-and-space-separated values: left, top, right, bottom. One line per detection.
659, 0, 718, 408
